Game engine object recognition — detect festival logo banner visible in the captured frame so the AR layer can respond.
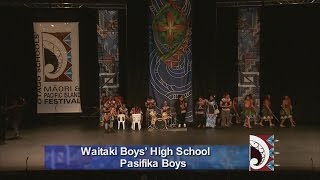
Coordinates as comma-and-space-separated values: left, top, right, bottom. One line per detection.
238, 8, 260, 110
148, 0, 193, 122
34, 22, 81, 113
97, 10, 119, 123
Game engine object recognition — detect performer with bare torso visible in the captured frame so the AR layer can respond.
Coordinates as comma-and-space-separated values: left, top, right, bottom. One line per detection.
220, 93, 232, 127
145, 96, 156, 127
230, 97, 241, 124
261, 95, 275, 127
280, 96, 296, 128
161, 101, 171, 124
243, 95, 254, 129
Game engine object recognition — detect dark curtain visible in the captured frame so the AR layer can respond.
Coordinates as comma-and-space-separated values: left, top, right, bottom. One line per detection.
0, 8, 99, 126
123, 0, 149, 108
215, 7, 238, 99
261, 5, 320, 124
192, 0, 217, 100
0, 7, 36, 127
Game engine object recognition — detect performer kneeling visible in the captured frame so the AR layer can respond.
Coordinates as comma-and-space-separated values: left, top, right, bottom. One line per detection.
261, 95, 275, 127
280, 96, 295, 128
206, 95, 218, 128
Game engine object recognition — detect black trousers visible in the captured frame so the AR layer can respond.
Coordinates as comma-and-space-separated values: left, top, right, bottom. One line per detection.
196, 114, 206, 126
177, 113, 186, 125
0, 115, 8, 142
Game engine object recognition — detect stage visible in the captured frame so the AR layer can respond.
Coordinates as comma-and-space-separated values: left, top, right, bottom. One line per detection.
0, 119, 319, 172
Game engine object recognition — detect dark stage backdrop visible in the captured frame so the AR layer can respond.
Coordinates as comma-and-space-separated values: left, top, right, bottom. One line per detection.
0, 8, 36, 126
0, 7, 99, 126
192, 0, 217, 99
215, 8, 238, 99
261, 5, 320, 124
123, 0, 149, 108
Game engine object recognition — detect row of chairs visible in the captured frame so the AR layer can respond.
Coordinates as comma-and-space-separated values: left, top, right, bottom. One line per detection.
117, 114, 142, 131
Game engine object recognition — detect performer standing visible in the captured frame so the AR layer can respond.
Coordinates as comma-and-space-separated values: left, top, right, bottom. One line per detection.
230, 97, 241, 124
206, 95, 218, 128
220, 93, 232, 127
145, 96, 156, 127
243, 95, 255, 128
247, 94, 259, 125
103, 107, 113, 133
195, 97, 207, 128
161, 101, 171, 125
280, 96, 295, 127
175, 95, 187, 128
6, 97, 26, 139
261, 95, 275, 127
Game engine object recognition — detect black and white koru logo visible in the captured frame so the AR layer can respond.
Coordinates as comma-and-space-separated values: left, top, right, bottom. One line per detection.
249, 134, 276, 171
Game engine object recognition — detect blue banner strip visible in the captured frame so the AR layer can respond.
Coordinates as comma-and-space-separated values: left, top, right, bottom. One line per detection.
45, 145, 249, 170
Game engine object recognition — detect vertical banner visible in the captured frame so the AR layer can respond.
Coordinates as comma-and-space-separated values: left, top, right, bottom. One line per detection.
238, 8, 260, 110
148, 0, 193, 121
97, 10, 119, 123
34, 22, 81, 113
97, 10, 119, 96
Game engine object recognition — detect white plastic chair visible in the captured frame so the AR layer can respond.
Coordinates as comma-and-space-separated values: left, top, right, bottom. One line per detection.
117, 114, 126, 130
131, 114, 142, 130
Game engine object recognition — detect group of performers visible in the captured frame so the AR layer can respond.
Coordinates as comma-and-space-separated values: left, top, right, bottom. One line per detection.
196, 93, 296, 129
100, 92, 296, 132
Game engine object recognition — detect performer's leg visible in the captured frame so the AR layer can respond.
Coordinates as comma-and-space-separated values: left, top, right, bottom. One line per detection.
12, 118, 20, 138
243, 117, 248, 127
223, 111, 228, 127
104, 122, 109, 133
197, 115, 201, 128
213, 115, 216, 128
176, 114, 181, 127
269, 117, 275, 126
259, 117, 264, 126
280, 118, 286, 127
202, 115, 206, 127
226, 111, 231, 126
182, 113, 186, 127
289, 117, 295, 127
248, 117, 252, 128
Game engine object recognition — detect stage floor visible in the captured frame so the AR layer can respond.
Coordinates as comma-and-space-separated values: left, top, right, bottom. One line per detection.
0, 122, 319, 171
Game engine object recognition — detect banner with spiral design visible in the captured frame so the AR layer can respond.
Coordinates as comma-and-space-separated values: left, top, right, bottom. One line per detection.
34, 22, 81, 113
148, 0, 193, 122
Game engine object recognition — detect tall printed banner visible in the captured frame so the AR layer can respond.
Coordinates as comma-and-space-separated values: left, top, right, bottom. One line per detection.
238, 8, 260, 109
34, 22, 81, 113
148, 0, 193, 121
97, 10, 119, 123
97, 10, 119, 96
